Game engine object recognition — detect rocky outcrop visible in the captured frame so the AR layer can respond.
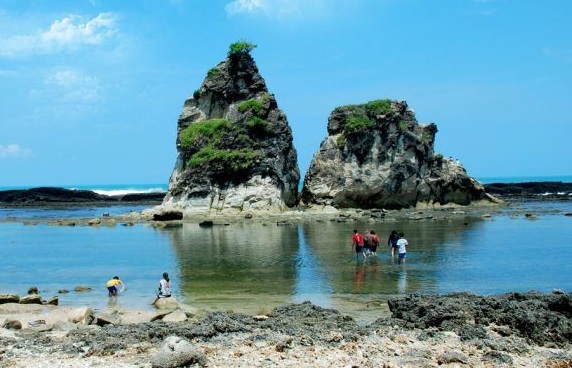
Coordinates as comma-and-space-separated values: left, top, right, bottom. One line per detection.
484, 181, 572, 199
0, 187, 165, 206
301, 100, 497, 209
163, 43, 300, 214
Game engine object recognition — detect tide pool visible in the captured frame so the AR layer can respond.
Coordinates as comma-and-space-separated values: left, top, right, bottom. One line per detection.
0, 200, 571, 322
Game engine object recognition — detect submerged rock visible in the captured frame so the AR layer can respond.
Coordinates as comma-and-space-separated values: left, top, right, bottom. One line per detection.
301, 99, 498, 209
164, 42, 300, 214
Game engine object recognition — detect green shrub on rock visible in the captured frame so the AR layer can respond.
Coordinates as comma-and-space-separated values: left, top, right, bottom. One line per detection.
246, 117, 271, 134
345, 115, 374, 134
189, 146, 259, 171
228, 40, 257, 56
180, 119, 229, 148
238, 99, 263, 115
365, 99, 393, 116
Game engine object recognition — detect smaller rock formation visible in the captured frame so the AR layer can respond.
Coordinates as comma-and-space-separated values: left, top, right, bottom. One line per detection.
301, 99, 498, 209
163, 41, 300, 215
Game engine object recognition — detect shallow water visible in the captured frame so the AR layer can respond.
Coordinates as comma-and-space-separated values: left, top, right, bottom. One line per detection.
0, 200, 571, 323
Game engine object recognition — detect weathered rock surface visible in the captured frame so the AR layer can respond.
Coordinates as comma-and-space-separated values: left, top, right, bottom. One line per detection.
151, 335, 207, 368
301, 100, 498, 209
1, 295, 571, 367
380, 291, 572, 346
163, 44, 300, 214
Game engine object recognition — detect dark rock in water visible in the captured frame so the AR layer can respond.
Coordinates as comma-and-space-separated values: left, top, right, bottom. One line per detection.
46, 296, 59, 306
74, 285, 92, 293
119, 192, 166, 202
0, 187, 111, 204
164, 42, 300, 213
27, 286, 39, 295
484, 181, 572, 198
198, 220, 214, 227
0, 186, 165, 206
301, 100, 497, 209
153, 211, 183, 221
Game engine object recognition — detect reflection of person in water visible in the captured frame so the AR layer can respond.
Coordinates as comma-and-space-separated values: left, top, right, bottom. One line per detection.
397, 268, 407, 294
353, 263, 366, 291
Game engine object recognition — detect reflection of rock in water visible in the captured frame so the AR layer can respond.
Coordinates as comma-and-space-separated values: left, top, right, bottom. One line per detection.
148, 217, 487, 312
155, 222, 300, 308
293, 225, 333, 306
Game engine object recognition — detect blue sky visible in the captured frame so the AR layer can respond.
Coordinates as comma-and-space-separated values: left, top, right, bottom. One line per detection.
1, 0, 570, 187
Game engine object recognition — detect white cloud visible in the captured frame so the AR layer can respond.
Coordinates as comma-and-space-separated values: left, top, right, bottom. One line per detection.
225, 0, 265, 16
0, 144, 32, 159
225, 0, 329, 20
0, 13, 117, 58
43, 69, 102, 104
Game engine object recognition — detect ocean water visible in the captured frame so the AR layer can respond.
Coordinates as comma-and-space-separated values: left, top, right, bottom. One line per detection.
477, 175, 572, 184
1, 179, 571, 322
1, 191, 571, 322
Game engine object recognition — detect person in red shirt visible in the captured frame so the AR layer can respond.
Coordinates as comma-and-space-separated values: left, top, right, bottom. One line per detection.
352, 229, 366, 260
370, 230, 380, 255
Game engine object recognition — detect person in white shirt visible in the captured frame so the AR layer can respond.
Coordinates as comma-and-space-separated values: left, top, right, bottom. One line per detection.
151, 272, 172, 305
397, 233, 408, 264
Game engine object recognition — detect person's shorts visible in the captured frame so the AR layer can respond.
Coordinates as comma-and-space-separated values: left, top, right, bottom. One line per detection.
355, 245, 363, 254
370, 245, 378, 252
392, 244, 399, 249
157, 293, 171, 299
107, 286, 117, 293
398, 253, 406, 260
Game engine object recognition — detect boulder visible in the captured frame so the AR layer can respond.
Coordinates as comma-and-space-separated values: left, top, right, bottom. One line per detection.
163, 42, 300, 214
0, 294, 20, 304
301, 100, 499, 209
153, 297, 179, 310
74, 285, 92, 292
151, 335, 207, 368
161, 309, 188, 323
94, 312, 120, 326
27, 286, 39, 295
19, 294, 43, 305
69, 307, 95, 325
45, 296, 58, 306
2, 319, 22, 330
153, 211, 183, 221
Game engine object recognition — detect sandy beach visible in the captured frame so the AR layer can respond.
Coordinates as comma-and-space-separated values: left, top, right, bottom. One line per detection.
2, 291, 571, 367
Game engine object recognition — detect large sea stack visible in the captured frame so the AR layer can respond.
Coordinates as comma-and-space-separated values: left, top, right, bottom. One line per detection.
163, 42, 300, 214
301, 100, 497, 209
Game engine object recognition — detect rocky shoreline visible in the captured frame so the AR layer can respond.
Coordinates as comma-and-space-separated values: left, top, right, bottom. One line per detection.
1, 291, 571, 367
0, 187, 165, 207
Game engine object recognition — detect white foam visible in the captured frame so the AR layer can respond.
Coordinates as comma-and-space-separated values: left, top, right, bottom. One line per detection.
92, 188, 166, 196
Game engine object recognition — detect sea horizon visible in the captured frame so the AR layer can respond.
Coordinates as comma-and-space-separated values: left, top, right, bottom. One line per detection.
1, 175, 571, 195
